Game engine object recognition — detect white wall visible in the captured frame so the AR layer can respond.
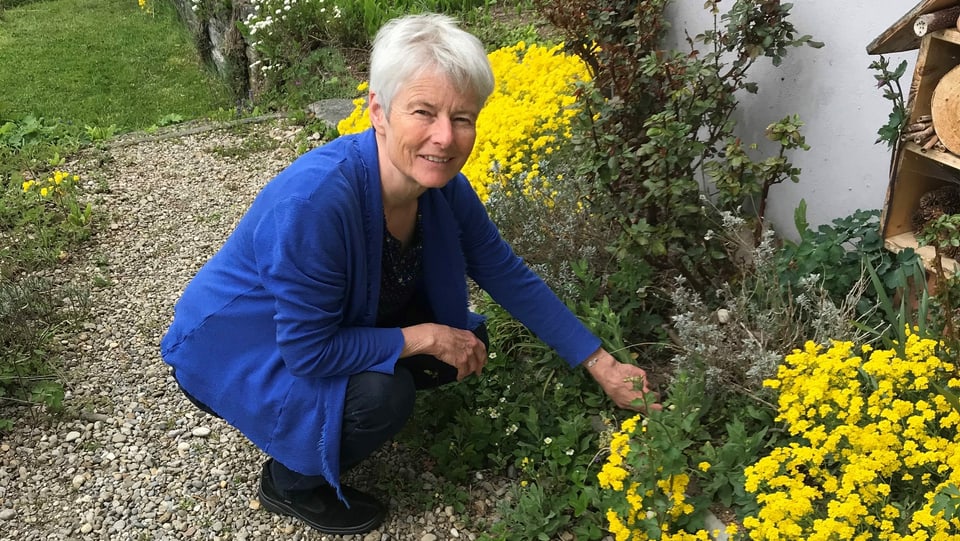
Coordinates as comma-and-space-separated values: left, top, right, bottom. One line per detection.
664, 1, 915, 238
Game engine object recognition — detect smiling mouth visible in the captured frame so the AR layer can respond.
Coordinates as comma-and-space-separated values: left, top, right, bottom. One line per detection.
422, 155, 452, 164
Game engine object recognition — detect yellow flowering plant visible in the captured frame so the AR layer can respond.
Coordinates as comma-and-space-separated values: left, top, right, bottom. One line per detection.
337, 41, 590, 202
22, 169, 77, 201
21, 170, 93, 229
743, 328, 960, 540
597, 370, 759, 541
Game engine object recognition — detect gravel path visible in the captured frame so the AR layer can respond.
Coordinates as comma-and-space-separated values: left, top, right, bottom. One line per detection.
0, 119, 510, 541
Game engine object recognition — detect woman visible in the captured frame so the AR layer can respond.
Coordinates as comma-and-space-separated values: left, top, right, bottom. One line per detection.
160, 13, 657, 536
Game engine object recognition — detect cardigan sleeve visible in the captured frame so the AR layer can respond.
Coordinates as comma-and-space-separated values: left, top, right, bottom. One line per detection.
252, 194, 403, 378
447, 177, 601, 367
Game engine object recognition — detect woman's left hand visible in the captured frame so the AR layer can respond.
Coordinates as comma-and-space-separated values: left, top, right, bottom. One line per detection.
584, 348, 660, 412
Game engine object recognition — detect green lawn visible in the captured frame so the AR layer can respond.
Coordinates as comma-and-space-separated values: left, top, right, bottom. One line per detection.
0, 0, 233, 130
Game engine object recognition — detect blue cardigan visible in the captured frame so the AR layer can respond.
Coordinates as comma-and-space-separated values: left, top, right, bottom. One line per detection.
160, 129, 601, 497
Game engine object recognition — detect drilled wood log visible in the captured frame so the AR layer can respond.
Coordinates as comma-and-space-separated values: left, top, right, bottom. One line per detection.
914, 6, 960, 36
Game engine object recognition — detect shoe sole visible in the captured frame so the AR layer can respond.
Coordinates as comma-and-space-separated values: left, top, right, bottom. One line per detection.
257, 483, 385, 535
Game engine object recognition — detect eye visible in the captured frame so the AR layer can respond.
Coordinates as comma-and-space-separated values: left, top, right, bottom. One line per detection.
413, 109, 432, 117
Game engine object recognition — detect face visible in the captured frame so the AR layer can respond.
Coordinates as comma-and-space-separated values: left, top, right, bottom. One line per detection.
369, 70, 480, 196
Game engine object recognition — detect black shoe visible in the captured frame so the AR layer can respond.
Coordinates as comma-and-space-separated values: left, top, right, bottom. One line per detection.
257, 459, 386, 535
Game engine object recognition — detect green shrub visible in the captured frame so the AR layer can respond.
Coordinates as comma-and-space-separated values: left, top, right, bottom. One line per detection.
536, 0, 821, 342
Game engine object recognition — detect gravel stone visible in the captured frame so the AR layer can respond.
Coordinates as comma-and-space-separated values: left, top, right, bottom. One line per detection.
0, 118, 521, 540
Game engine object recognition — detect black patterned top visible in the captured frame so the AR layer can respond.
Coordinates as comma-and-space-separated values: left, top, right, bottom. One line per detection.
376, 212, 423, 326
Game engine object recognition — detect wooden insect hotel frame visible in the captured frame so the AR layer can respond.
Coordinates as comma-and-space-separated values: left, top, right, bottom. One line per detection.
871, 0, 960, 274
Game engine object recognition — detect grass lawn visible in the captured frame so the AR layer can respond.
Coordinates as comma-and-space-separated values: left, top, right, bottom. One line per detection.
0, 0, 233, 131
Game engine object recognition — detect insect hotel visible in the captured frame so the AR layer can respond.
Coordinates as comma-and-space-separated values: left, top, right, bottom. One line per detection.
871, 0, 960, 273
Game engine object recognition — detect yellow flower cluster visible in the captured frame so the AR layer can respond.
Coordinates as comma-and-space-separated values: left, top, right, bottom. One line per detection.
744, 329, 960, 540
598, 415, 739, 541
336, 42, 590, 201
22, 170, 80, 200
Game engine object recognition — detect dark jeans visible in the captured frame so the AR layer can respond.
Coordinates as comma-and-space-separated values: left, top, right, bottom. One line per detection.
173, 323, 488, 495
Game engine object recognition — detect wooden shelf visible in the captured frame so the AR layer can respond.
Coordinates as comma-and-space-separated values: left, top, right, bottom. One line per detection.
886, 231, 960, 274
903, 142, 960, 178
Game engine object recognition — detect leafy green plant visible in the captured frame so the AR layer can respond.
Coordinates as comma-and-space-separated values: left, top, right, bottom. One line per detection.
156, 113, 185, 127
84, 124, 118, 142
777, 201, 920, 319
534, 0, 821, 347
870, 55, 908, 149
404, 294, 613, 539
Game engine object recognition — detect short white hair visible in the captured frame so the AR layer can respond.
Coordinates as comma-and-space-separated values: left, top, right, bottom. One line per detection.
369, 13, 494, 116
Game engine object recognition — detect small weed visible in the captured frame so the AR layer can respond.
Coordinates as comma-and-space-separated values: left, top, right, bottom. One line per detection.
210, 133, 279, 159
84, 124, 118, 142
80, 440, 102, 452
196, 212, 223, 224
92, 275, 112, 289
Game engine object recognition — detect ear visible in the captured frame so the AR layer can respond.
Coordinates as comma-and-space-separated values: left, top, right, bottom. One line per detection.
368, 91, 386, 134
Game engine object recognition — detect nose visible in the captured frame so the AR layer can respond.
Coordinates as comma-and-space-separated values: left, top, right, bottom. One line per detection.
431, 116, 454, 147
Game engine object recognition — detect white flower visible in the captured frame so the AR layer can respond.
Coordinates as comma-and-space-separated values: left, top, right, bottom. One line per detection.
489, 352, 497, 359
543, 437, 552, 445
505, 424, 518, 435
565, 449, 574, 456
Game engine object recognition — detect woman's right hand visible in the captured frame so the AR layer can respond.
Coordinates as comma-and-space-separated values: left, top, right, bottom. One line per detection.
401, 323, 487, 380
